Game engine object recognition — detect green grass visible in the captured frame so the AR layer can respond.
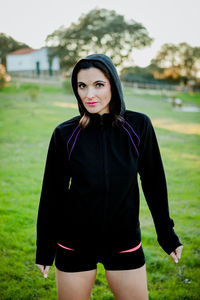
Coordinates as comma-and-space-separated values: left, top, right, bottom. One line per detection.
0, 81, 200, 299
176, 91, 200, 105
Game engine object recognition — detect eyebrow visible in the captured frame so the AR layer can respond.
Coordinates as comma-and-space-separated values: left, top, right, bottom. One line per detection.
77, 80, 107, 84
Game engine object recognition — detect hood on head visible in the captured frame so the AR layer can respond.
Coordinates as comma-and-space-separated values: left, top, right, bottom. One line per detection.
71, 54, 126, 116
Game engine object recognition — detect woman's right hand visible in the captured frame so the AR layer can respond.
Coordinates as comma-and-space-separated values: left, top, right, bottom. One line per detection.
170, 245, 183, 263
35, 264, 50, 278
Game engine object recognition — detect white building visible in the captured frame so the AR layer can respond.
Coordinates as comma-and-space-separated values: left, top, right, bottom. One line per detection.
6, 47, 60, 77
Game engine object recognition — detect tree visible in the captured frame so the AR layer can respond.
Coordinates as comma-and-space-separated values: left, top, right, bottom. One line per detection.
120, 66, 155, 83
0, 64, 10, 89
0, 33, 30, 69
151, 43, 200, 83
46, 8, 153, 71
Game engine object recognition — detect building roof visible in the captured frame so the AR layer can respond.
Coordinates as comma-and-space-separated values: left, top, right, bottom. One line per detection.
8, 48, 37, 55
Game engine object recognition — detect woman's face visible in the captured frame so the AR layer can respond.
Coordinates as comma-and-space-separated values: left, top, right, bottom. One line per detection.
77, 67, 112, 115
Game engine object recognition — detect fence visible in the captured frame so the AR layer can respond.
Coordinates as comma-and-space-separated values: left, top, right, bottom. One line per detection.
122, 81, 185, 92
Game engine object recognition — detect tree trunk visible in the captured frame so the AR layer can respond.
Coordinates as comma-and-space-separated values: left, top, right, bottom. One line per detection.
1, 57, 7, 70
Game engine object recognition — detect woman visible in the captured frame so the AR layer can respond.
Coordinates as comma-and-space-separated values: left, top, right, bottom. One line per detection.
35, 54, 183, 300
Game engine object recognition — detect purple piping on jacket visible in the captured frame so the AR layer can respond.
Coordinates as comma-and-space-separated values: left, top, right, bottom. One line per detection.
67, 125, 80, 154
124, 120, 140, 145
68, 127, 82, 160
121, 125, 139, 157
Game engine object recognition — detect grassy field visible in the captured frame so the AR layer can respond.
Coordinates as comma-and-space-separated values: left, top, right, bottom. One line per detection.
0, 81, 200, 299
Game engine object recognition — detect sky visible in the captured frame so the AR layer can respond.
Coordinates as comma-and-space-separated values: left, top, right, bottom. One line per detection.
1, 0, 200, 67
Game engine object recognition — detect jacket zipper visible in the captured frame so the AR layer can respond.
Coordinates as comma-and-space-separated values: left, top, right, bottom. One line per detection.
100, 116, 109, 192
100, 116, 109, 236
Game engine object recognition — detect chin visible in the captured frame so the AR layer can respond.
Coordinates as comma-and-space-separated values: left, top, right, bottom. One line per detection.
86, 107, 100, 114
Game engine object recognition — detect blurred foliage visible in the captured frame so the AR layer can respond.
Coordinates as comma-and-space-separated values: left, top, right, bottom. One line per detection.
46, 8, 153, 71
120, 65, 180, 87
121, 66, 157, 83
0, 64, 11, 89
120, 43, 200, 90
0, 33, 30, 68
151, 43, 200, 83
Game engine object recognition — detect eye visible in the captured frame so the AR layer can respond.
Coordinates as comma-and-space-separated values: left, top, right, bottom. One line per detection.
96, 83, 104, 88
78, 83, 86, 89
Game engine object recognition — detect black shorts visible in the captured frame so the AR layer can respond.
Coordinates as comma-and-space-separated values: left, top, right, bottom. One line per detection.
55, 241, 145, 272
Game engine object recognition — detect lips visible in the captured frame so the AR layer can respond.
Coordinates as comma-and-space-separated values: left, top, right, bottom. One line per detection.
87, 102, 98, 106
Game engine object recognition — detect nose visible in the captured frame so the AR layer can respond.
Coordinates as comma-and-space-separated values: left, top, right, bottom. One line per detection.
86, 87, 95, 100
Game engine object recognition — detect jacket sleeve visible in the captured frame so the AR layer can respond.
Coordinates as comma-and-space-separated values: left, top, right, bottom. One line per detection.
35, 126, 70, 265
138, 115, 182, 255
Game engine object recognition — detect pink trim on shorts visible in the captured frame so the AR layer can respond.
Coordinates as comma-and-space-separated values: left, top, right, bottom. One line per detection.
57, 243, 75, 251
118, 242, 142, 253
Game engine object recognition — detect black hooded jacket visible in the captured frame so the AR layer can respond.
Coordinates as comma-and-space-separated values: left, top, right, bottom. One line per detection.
35, 54, 182, 266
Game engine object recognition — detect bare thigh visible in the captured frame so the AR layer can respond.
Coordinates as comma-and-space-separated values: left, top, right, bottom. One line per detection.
105, 264, 149, 300
55, 267, 97, 300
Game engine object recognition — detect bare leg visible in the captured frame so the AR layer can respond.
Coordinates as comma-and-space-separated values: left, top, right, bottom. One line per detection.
55, 267, 97, 300
105, 264, 149, 300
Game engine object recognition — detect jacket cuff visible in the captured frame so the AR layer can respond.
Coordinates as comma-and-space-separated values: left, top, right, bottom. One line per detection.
157, 231, 182, 255
35, 244, 55, 266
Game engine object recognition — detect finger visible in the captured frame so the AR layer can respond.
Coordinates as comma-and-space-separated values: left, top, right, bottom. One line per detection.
35, 264, 44, 273
179, 246, 183, 258
35, 264, 48, 277
35, 264, 50, 278
43, 266, 50, 278
170, 252, 178, 263
176, 246, 183, 259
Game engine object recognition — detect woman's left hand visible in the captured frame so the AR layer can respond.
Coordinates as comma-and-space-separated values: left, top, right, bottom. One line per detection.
170, 245, 183, 263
